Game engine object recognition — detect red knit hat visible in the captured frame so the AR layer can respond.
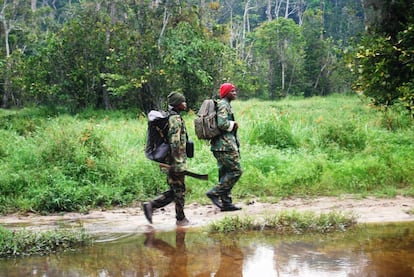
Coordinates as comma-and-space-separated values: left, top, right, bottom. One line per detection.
219, 83, 236, 98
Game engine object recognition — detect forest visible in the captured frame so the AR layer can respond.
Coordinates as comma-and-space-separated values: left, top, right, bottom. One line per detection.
0, 0, 413, 215
1, 1, 413, 113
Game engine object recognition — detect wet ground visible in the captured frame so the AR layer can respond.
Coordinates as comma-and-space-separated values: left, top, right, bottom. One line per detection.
1, 196, 414, 235
1, 222, 414, 277
1, 196, 414, 276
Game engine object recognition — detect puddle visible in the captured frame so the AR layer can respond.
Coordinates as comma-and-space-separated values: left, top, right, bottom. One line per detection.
0, 222, 413, 276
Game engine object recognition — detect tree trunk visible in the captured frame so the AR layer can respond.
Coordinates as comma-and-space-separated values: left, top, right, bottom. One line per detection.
2, 60, 12, 109
226, 1, 234, 47
102, 87, 111, 110
296, 0, 306, 26
314, 63, 327, 90
241, 0, 253, 58
158, 6, 170, 48
269, 58, 276, 100
284, 0, 290, 18
287, 58, 298, 96
274, 0, 282, 19
320, 0, 325, 40
266, 0, 272, 21
101, 1, 117, 110
242, 0, 250, 41
1, 3, 12, 108
280, 39, 288, 94
1, 7, 11, 57
362, 0, 386, 32
31, 0, 37, 11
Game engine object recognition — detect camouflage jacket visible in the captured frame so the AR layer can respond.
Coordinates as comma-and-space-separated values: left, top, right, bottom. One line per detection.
210, 98, 239, 152
168, 109, 187, 172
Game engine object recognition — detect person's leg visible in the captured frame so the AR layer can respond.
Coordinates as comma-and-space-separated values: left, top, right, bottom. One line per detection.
206, 151, 225, 208
216, 151, 242, 192
143, 178, 175, 224
168, 171, 188, 225
208, 151, 242, 211
151, 189, 175, 208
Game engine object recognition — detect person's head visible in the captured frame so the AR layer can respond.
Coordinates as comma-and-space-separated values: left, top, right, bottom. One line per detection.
219, 83, 237, 101
168, 91, 187, 111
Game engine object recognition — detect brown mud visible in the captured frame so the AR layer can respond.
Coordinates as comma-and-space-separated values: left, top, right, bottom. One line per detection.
1, 195, 413, 235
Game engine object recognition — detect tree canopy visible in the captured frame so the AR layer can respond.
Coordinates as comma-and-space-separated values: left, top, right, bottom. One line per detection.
350, 0, 414, 115
1, 0, 391, 113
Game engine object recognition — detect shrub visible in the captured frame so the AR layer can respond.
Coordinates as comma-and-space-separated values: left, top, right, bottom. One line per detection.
249, 120, 297, 149
319, 121, 366, 152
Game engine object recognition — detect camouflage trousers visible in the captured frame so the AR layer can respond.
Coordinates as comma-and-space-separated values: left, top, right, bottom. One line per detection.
150, 171, 186, 221
210, 150, 243, 197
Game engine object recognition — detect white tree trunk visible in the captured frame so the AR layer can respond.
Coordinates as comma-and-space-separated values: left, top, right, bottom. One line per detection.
158, 7, 170, 48
31, 0, 36, 11
284, 0, 290, 18
266, 0, 272, 21
274, 0, 282, 19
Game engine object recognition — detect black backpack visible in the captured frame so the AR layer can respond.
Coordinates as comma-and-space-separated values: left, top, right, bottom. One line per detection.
145, 110, 170, 162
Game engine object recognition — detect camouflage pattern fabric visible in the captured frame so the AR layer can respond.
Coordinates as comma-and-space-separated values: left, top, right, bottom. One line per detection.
209, 98, 242, 197
151, 171, 186, 221
149, 108, 188, 221
209, 151, 242, 196
210, 98, 239, 152
168, 113, 187, 172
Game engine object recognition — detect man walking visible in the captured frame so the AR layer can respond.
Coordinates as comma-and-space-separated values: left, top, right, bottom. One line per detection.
206, 83, 242, 212
143, 91, 190, 226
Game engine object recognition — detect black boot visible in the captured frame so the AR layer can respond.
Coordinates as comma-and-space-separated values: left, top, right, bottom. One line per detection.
220, 195, 241, 212
206, 189, 222, 209
142, 202, 153, 224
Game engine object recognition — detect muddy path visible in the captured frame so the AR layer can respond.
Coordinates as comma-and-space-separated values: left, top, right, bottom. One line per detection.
1, 195, 413, 235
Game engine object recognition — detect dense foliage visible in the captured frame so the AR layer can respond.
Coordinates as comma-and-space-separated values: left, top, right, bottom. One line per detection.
1, 1, 412, 216
0, 1, 365, 112
349, 0, 414, 115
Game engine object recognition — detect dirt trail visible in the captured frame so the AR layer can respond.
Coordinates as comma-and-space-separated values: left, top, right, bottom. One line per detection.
1, 195, 413, 235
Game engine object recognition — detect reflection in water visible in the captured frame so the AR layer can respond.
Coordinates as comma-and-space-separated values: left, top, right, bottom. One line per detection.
142, 228, 245, 277
0, 223, 413, 276
143, 229, 190, 277
216, 238, 244, 277
243, 245, 276, 277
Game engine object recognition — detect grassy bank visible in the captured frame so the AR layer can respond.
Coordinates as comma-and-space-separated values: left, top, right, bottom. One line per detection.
0, 226, 90, 257
0, 94, 413, 214
207, 210, 357, 234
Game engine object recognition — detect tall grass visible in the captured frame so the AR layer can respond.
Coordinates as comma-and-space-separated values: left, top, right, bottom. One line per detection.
0, 94, 413, 214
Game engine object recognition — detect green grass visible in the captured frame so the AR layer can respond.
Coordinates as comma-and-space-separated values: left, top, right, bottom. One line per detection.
0, 226, 91, 257
207, 210, 357, 234
0, 94, 413, 214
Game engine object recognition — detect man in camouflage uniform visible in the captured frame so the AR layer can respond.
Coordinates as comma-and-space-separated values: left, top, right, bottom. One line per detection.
143, 91, 190, 226
206, 83, 242, 212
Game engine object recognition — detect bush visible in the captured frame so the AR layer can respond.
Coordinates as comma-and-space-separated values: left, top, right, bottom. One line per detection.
319, 121, 366, 152
249, 120, 297, 149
